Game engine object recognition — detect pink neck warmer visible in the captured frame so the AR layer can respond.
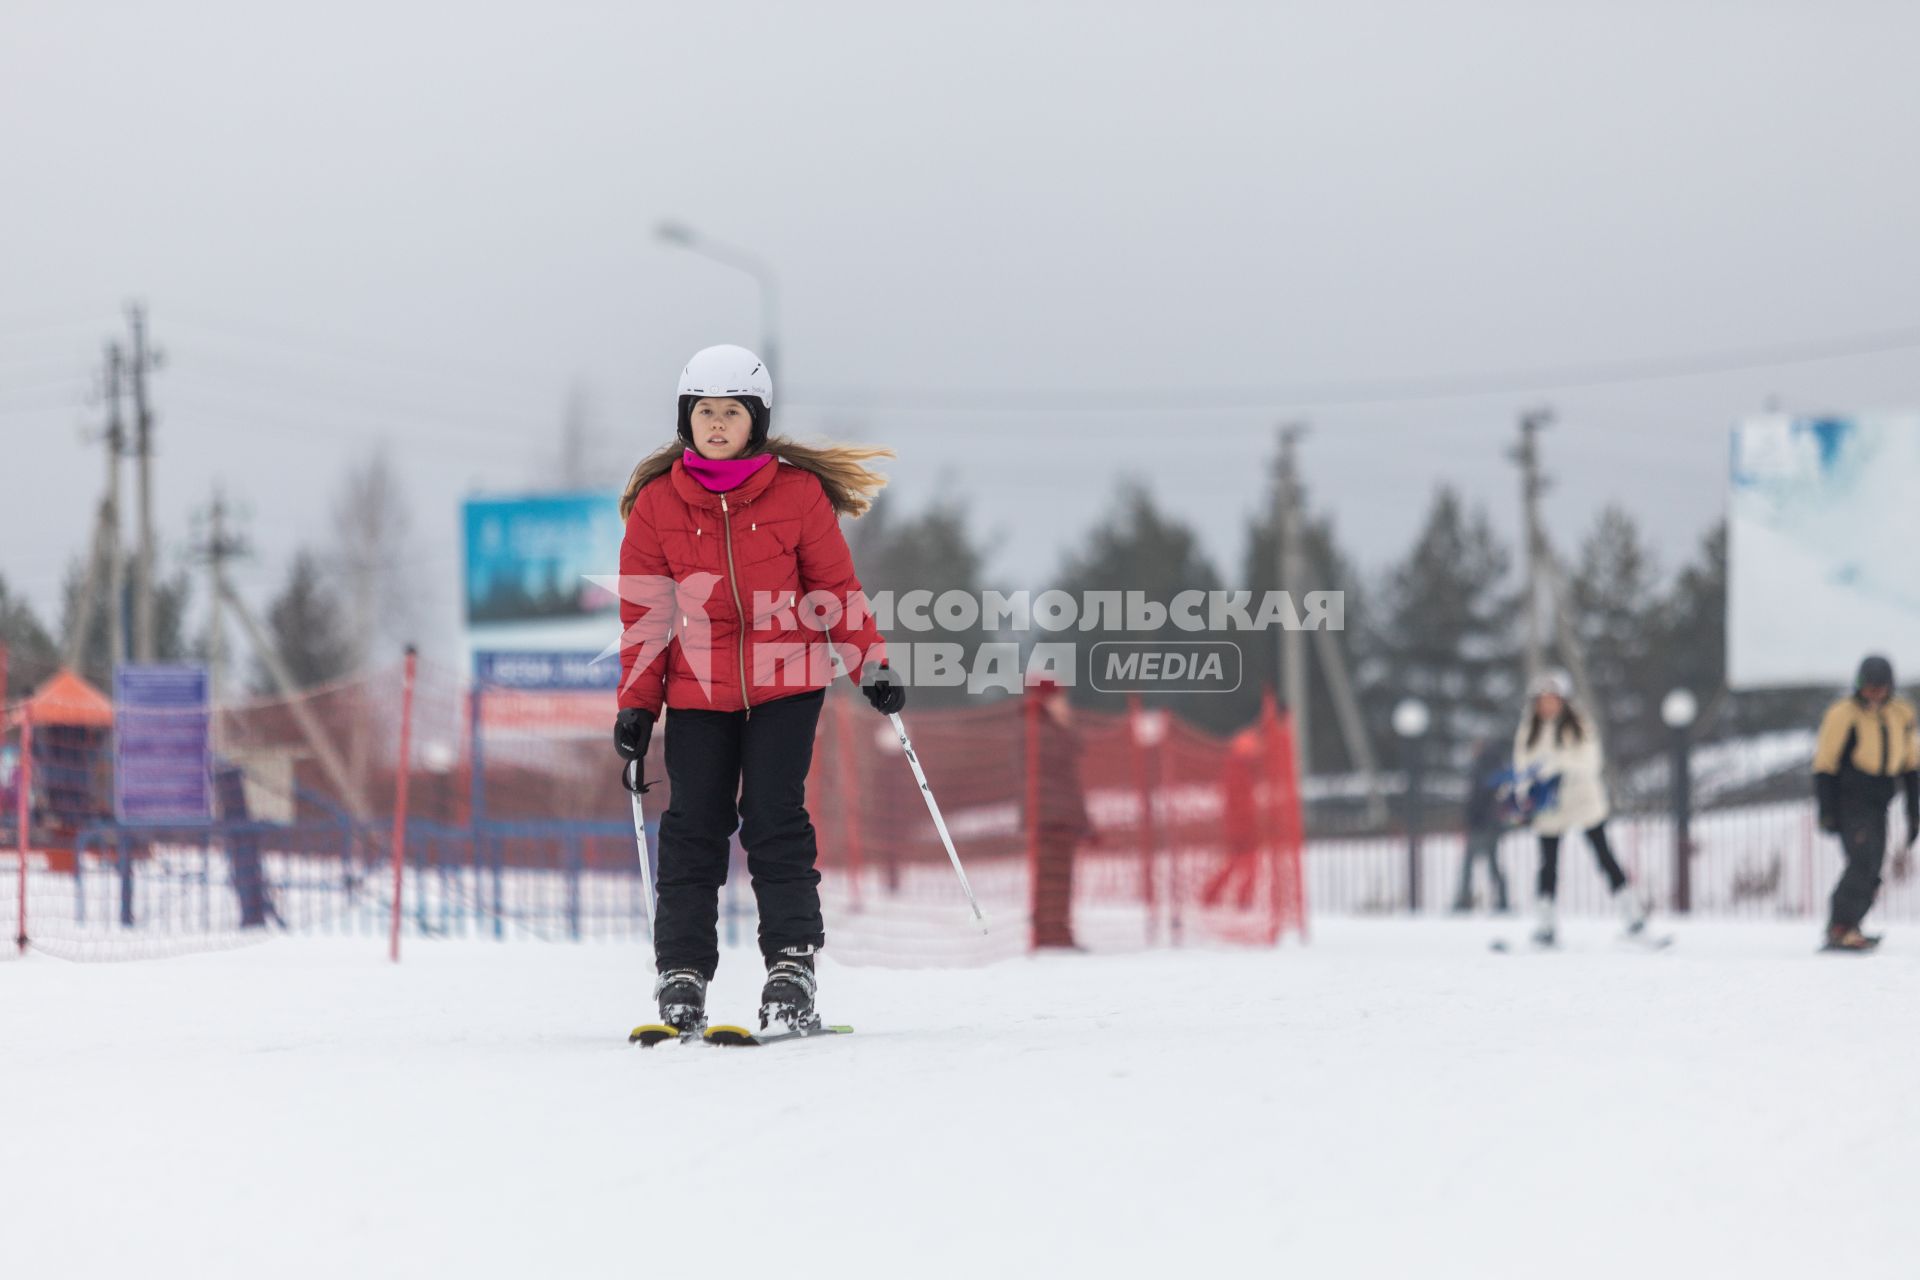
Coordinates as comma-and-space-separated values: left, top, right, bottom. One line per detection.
682, 448, 773, 492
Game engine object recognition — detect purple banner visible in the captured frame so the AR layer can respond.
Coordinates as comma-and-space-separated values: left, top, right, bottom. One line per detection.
114, 664, 212, 824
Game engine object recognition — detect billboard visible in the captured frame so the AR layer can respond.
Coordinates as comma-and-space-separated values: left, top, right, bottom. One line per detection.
463, 491, 624, 664
1728, 415, 1920, 689
473, 650, 617, 737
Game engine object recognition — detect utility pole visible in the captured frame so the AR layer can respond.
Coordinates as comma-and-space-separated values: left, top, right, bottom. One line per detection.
1510, 407, 1598, 715
105, 344, 126, 671
1512, 407, 1552, 686
192, 487, 250, 716
1274, 422, 1311, 768
127, 303, 163, 663
1272, 424, 1386, 823
64, 344, 129, 674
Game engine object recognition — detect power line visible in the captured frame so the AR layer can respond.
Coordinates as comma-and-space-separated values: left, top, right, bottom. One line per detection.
164, 311, 572, 387
783, 322, 1920, 413
157, 341, 558, 430
0, 369, 93, 397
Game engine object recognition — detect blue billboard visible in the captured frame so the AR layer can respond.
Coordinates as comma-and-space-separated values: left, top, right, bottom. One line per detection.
463, 492, 624, 627
1729, 415, 1920, 688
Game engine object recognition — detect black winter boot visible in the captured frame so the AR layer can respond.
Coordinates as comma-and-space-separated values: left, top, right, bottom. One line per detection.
759, 947, 818, 1032
655, 968, 709, 1031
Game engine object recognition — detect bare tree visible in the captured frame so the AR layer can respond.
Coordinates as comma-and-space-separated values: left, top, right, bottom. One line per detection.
556, 381, 602, 490
329, 448, 417, 672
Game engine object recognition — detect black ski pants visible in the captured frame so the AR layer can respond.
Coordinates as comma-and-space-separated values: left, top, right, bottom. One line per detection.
654, 688, 826, 979
1536, 822, 1627, 899
1829, 809, 1888, 932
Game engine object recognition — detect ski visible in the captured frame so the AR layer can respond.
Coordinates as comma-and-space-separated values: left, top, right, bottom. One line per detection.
628, 1022, 703, 1047
703, 1022, 853, 1048
1491, 933, 1673, 953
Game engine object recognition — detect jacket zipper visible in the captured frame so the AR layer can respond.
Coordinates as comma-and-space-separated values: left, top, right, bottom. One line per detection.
720, 493, 752, 717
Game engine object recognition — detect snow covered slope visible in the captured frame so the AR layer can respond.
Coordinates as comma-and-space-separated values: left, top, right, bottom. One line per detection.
3, 919, 1913, 1279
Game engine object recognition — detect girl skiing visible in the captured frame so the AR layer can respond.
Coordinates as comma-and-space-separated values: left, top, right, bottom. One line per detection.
1512, 670, 1648, 947
613, 344, 903, 1032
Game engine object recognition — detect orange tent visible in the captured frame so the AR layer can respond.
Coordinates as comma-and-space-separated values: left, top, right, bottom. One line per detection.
7, 668, 115, 730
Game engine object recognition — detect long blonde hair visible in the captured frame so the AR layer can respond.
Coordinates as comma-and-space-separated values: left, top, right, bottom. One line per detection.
618, 435, 894, 520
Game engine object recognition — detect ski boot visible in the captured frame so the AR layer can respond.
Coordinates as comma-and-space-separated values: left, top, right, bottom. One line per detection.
1530, 897, 1558, 949
759, 947, 819, 1033
654, 968, 709, 1032
1614, 887, 1650, 938
1821, 926, 1880, 954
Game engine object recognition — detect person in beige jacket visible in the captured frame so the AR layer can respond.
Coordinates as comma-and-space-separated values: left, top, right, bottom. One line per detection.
1810, 654, 1919, 952
1512, 670, 1649, 947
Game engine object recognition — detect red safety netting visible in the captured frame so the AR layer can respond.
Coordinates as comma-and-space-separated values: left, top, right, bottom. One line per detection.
4, 657, 1308, 964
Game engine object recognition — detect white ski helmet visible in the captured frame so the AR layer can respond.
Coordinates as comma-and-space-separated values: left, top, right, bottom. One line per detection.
1527, 668, 1574, 701
679, 344, 771, 406
677, 344, 772, 450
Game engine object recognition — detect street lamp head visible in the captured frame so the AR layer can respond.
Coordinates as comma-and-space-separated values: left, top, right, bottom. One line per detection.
1660, 688, 1698, 731
655, 220, 696, 246
1392, 697, 1431, 739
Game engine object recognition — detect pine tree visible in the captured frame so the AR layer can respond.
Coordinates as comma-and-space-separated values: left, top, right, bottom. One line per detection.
1052, 480, 1233, 732
1570, 505, 1662, 765
1652, 520, 1727, 725
255, 551, 355, 694
848, 493, 1000, 708
0, 574, 59, 699
1364, 486, 1519, 770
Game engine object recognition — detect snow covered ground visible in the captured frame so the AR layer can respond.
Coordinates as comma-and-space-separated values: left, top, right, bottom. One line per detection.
4, 918, 1914, 1279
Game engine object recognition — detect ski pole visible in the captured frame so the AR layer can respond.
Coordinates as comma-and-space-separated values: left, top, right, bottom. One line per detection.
622, 759, 657, 936
888, 711, 989, 931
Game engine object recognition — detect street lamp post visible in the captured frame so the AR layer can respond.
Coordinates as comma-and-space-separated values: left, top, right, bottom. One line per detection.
417, 741, 458, 935
1661, 688, 1698, 914
1392, 697, 1432, 915
656, 221, 780, 380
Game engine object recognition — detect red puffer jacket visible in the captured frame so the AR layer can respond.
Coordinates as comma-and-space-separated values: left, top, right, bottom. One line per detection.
617, 456, 887, 715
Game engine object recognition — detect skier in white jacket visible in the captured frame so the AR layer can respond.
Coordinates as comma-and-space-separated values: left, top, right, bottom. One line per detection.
1512, 670, 1649, 947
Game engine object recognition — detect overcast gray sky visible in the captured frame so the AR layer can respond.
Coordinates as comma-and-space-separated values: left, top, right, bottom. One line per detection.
5, 0, 1919, 662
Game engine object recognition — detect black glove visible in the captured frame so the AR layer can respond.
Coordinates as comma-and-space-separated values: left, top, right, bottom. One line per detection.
1815, 773, 1840, 835
614, 707, 656, 761
861, 662, 906, 715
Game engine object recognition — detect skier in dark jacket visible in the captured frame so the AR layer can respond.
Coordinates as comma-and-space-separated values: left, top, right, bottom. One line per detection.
1811, 654, 1919, 952
1451, 737, 1512, 914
